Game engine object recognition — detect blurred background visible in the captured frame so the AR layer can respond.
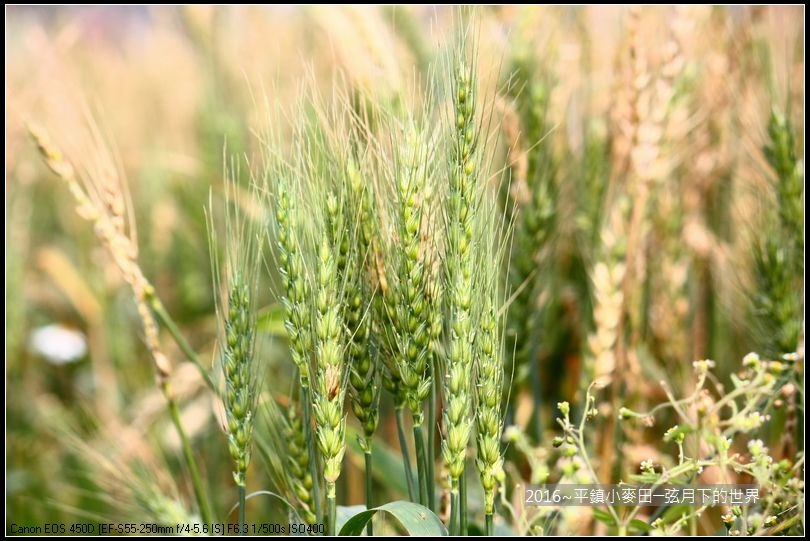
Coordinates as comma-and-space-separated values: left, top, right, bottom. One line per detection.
6, 5, 804, 532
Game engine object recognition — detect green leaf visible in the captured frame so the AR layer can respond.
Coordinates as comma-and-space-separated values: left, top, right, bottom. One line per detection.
592, 508, 616, 527
629, 518, 653, 533
336, 505, 366, 535
338, 501, 447, 536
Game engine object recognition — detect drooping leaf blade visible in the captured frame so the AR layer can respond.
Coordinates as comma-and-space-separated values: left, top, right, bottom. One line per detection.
338, 501, 447, 536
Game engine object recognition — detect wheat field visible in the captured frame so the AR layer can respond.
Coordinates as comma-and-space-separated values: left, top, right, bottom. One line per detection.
6, 6, 804, 537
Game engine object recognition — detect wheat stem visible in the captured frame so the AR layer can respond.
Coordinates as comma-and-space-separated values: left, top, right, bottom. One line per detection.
327, 481, 337, 536
218, 275, 257, 532
146, 293, 215, 391
459, 467, 468, 535
389, 120, 434, 507
364, 451, 373, 536
208, 172, 261, 537
450, 487, 460, 535
427, 362, 437, 511
396, 406, 417, 501
426, 278, 443, 513
238, 484, 246, 535
413, 424, 429, 506
501, 64, 556, 439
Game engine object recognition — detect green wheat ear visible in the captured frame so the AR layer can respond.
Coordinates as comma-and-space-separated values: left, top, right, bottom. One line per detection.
752, 110, 804, 356
292, 99, 360, 535
764, 109, 804, 273
474, 194, 509, 532
223, 273, 257, 487
254, 392, 318, 526
345, 155, 381, 450
441, 30, 487, 535
501, 61, 557, 402
207, 161, 263, 530
269, 131, 327, 519
274, 171, 314, 389
443, 49, 479, 489
392, 120, 434, 428
322, 143, 380, 451
312, 235, 347, 485
284, 402, 317, 523
61, 424, 200, 530
311, 228, 348, 537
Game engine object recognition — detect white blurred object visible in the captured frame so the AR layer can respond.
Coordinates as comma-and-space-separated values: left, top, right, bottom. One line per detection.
29, 324, 88, 365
